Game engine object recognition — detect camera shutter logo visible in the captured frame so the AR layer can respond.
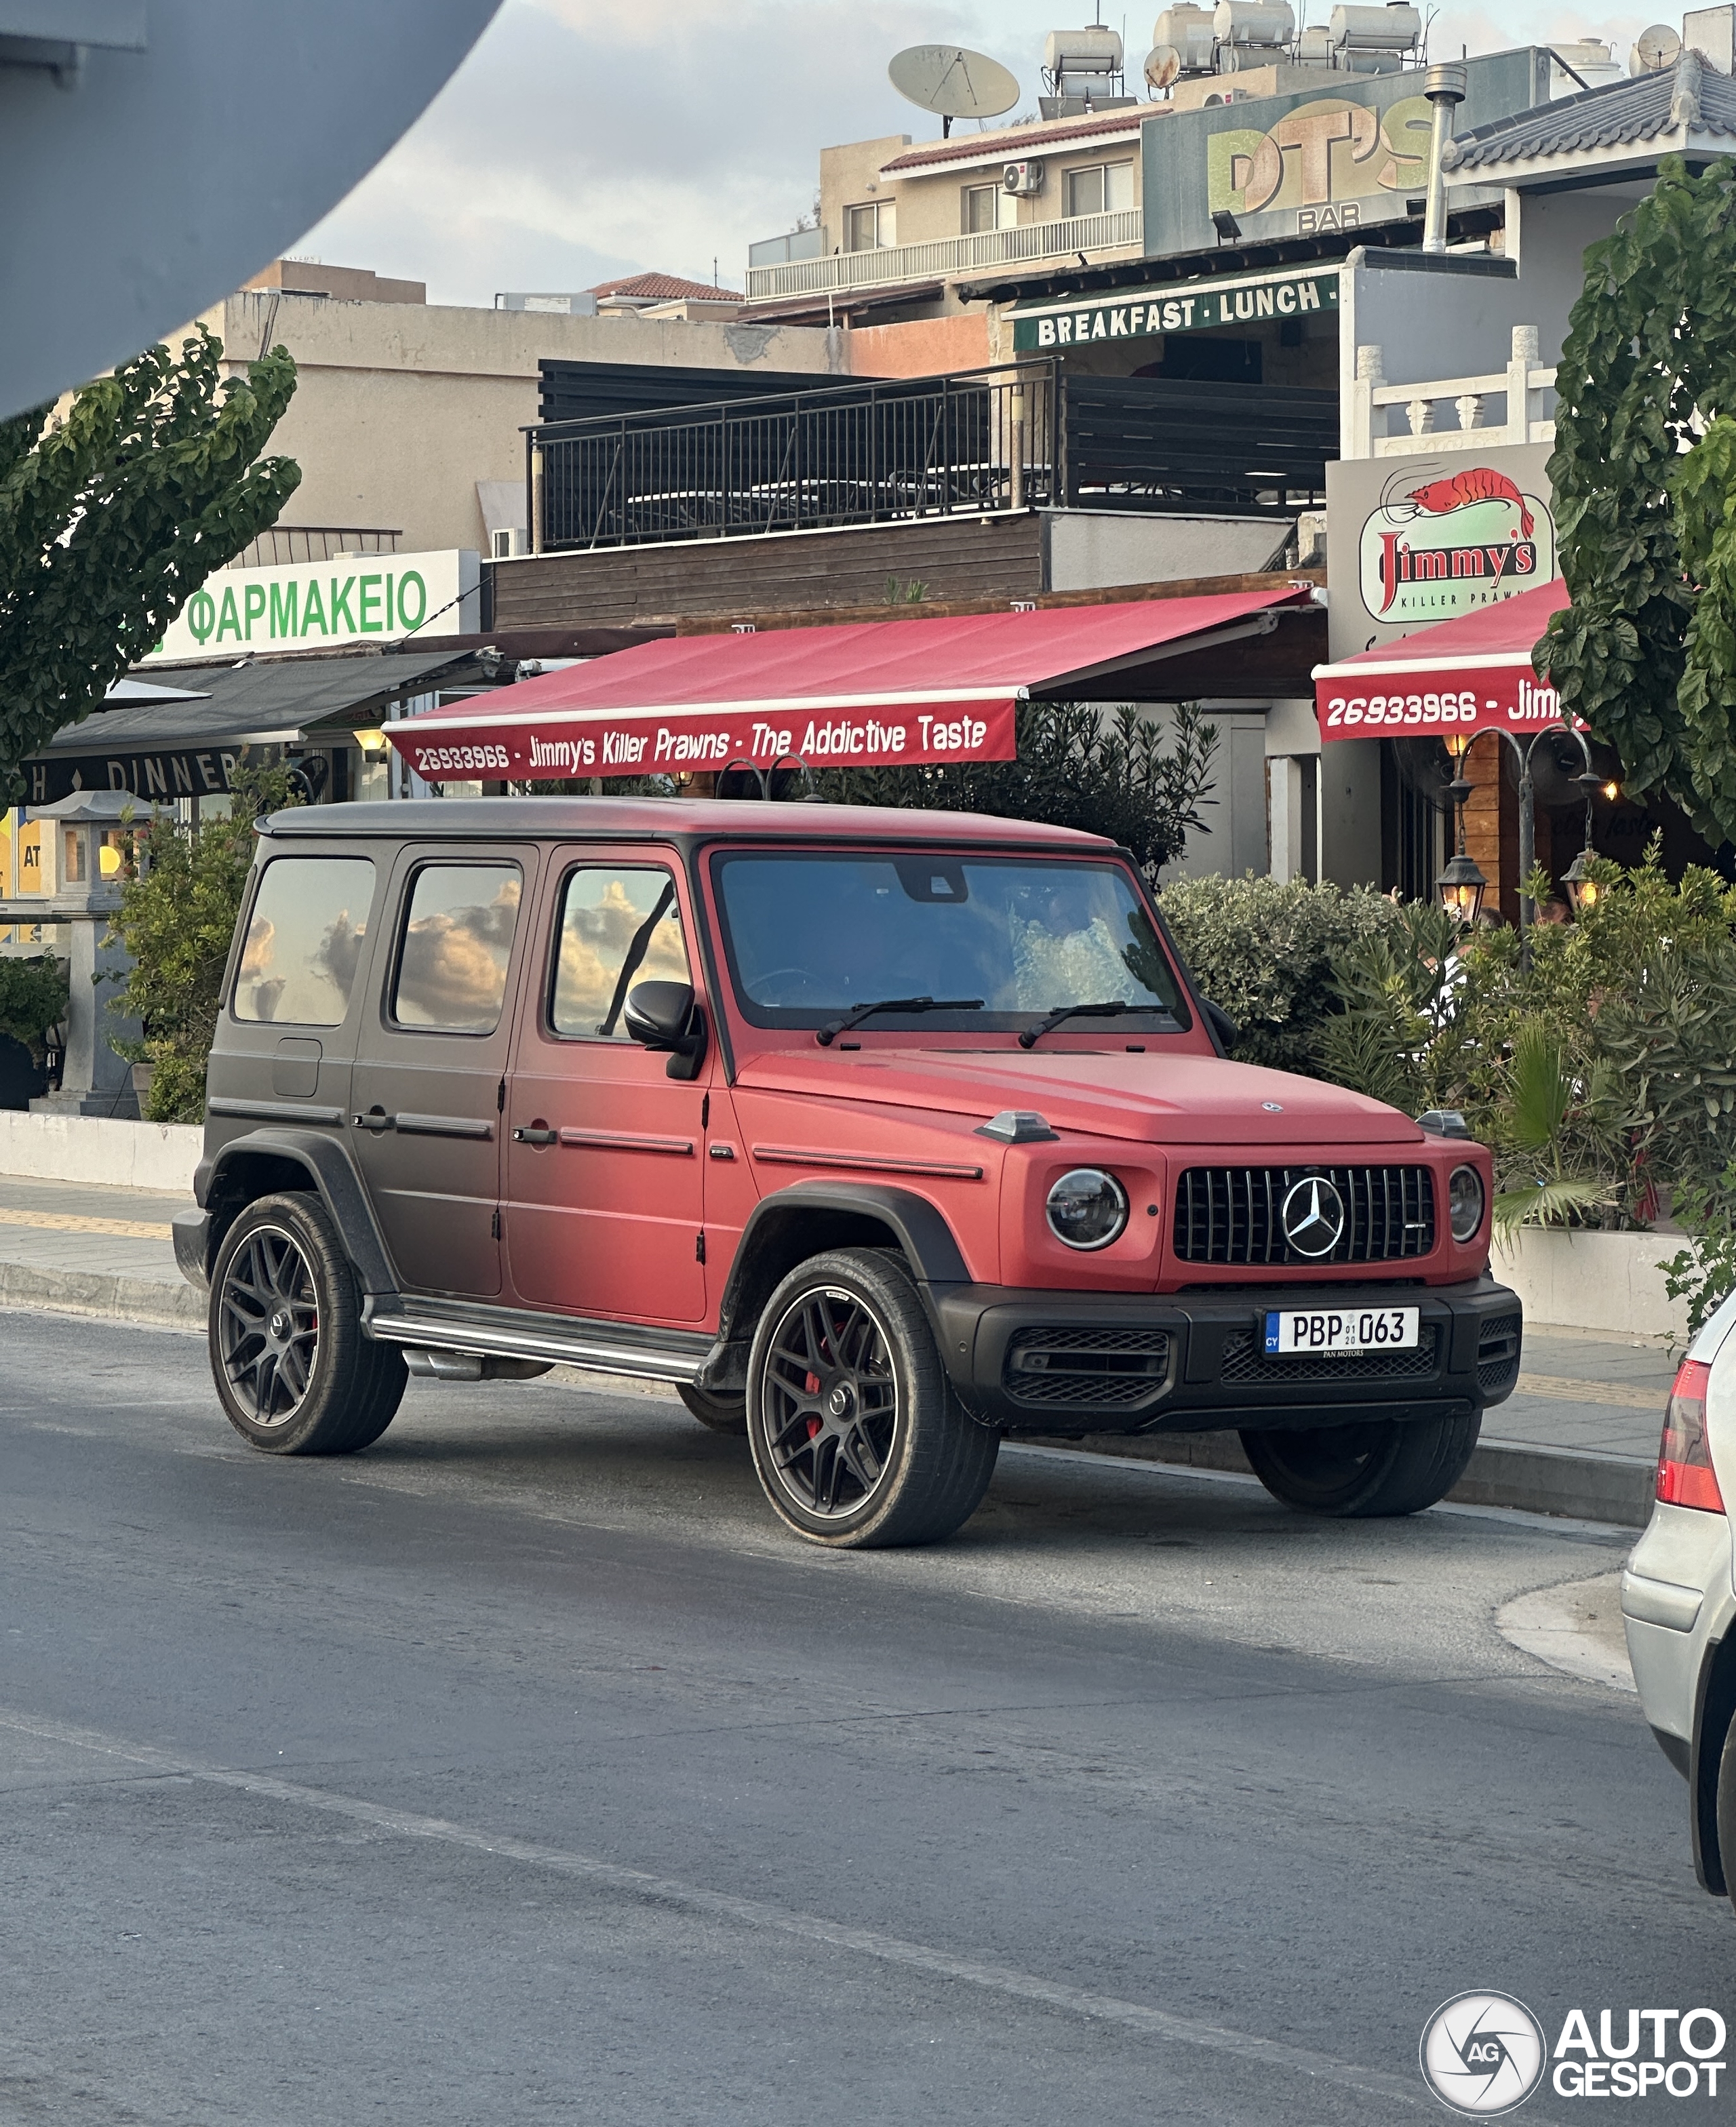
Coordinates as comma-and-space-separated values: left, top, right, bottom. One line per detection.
1280, 1174, 1346, 1258
1420, 1992, 1546, 2115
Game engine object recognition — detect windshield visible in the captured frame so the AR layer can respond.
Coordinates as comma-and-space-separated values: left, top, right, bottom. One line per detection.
711, 851, 1188, 1034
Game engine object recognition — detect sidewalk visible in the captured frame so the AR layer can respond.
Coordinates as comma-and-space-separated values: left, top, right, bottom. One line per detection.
0, 1171, 1674, 1526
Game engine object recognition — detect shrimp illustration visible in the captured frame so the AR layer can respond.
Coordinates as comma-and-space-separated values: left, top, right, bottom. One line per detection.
1393, 466, 1535, 539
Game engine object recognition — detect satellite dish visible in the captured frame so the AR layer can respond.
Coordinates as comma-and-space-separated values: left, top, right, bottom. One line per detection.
1145, 43, 1183, 90
1631, 22, 1682, 71
888, 45, 1020, 134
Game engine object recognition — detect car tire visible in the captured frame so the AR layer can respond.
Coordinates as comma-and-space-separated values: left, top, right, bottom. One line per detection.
677, 1383, 749, 1435
746, 1247, 999, 1549
1239, 1410, 1481, 1517
209, 1191, 406, 1456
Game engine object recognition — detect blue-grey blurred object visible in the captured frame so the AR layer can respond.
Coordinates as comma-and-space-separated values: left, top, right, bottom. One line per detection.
0, 0, 502, 417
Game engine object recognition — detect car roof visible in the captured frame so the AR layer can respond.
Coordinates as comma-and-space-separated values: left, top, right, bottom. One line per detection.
260, 797, 1119, 852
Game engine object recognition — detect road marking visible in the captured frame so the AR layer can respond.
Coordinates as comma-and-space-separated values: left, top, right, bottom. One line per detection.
1517, 1372, 1665, 1413
0, 1701, 1440, 2114
0, 1208, 172, 1240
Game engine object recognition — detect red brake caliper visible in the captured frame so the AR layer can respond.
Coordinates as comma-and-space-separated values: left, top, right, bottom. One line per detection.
805, 1371, 822, 1439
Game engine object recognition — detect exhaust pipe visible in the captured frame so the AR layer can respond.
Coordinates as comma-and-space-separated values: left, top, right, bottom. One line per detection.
1421, 62, 1467, 254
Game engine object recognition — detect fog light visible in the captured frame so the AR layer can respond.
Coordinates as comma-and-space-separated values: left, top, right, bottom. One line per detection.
1046, 1168, 1129, 1251
1448, 1165, 1484, 1243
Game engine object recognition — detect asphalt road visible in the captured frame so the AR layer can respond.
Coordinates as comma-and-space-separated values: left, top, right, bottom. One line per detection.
0, 1308, 1727, 2126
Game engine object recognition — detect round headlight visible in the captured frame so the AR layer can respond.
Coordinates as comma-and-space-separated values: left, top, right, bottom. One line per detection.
1448, 1164, 1485, 1244
1046, 1168, 1130, 1251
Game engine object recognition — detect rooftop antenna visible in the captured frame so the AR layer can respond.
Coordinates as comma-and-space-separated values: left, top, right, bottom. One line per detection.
888, 44, 1021, 136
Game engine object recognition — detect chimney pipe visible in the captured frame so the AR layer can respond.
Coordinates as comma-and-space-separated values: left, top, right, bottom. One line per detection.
1421, 62, 1467, 254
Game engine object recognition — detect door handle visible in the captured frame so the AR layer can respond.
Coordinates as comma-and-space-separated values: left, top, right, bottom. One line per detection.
513, 1126, 558, 1145
353, 1107, 394, 1132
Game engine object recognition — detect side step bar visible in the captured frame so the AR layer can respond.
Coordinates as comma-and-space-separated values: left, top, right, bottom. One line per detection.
363, 1302, 707, 1388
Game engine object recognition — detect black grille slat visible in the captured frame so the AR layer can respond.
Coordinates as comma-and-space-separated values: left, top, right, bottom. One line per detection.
1004, 1326, 1170, 1412
1170, 1166, 1435, 1267
1475, 1312, 1522, 1399
1221, 1327, 1440, 1385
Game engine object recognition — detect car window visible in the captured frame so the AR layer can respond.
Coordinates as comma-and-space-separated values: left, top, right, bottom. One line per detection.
391, 862, 522, 1034
711, 852, 1186, 1031
233, 856, 375, 1026
551, 864, 691, 1040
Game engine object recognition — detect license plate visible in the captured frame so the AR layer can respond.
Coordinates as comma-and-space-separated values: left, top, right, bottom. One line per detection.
1263, 1307, 1420, 1357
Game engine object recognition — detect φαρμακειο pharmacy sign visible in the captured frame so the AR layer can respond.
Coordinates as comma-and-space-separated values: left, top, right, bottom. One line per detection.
143, 548, 479, 661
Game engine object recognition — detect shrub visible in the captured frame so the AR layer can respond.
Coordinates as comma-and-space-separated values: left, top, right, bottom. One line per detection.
1156, 873, 1412, 1075
0, 951, 69, 1062
104, 759, 302, 1122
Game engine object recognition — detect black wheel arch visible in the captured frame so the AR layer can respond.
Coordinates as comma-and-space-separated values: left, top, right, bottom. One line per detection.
1693, 1631, 1736, 1895
197, 1129, 397, 1296
703, 1180, 970, 1395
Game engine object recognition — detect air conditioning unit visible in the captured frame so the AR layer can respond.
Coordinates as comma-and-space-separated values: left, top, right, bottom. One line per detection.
1002, 159, 1046, 195
490, 526, 529, 560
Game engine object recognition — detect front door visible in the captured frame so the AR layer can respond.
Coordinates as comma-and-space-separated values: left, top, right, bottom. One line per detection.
349, 846, 535, 1298
505, 851, 707, 1325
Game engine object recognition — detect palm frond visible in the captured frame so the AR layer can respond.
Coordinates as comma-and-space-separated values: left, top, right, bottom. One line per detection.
1493, 1177, 1612, 1235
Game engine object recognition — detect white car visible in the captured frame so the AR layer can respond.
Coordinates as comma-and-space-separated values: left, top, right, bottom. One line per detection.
1623, 1286, 1736, 1905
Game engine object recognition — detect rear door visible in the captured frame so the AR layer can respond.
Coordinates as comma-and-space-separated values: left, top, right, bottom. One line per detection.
349, 843, 537, 1297
504, 848, 708, 1326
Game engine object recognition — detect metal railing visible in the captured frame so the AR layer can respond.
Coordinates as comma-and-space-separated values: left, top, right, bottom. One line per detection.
744, 207, 1143, 302
530, 361, 1061, 553
230, 525, 403, 568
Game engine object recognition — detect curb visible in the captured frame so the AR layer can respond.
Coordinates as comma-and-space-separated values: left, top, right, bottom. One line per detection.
1, 1267, 1657, 1526
0, 1263, 204, 1331
1027, 1429, 1656, 1528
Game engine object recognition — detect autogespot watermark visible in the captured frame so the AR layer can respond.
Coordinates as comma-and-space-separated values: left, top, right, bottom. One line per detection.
1420, 1993, 1729, 2112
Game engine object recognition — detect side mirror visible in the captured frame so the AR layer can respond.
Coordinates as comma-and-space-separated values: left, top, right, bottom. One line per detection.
624, 980, 707, 1081
1201, 997, 1239, 1054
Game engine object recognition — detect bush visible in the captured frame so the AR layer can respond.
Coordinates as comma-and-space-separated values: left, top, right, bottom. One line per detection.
0, 951, 69, 1062
1156, 873, 1413, 1075
104, 760, 302, 1122
818, 702, 1219, 878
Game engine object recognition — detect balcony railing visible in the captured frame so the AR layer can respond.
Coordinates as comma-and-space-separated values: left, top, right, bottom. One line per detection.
744, 207, 1143, 302
1346, 327, 1558, 460
524, 363, 1337, 555
530, 362, 1061, 552
229, 525, 403, 568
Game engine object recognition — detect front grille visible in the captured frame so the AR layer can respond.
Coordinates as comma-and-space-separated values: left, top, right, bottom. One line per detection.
1476, 1312, 1522, 1399
1172, 1166, 1435, 1268
1003, 1325, 1170, 1410
1219, 1326, 1440, 1385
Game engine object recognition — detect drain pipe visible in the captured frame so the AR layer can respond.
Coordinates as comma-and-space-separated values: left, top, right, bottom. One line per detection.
1421, 63, 1467, 254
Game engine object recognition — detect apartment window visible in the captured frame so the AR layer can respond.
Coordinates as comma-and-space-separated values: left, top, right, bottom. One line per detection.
844, 199, 894, 252
1065, 161, 1135, 218
962, 183, 1006, 234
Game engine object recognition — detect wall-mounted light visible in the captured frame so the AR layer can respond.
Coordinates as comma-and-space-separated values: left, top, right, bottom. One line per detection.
354, 728, 389, 758
1210, 209, 1242, 243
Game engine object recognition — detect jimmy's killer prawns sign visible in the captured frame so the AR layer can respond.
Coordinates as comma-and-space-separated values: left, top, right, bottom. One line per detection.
391, 697, 1018, 782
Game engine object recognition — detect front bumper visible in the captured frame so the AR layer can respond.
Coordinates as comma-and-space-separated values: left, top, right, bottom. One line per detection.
926, 1274, 1522, 1435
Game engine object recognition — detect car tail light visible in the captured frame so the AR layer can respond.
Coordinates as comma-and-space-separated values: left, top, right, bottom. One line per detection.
1657, 1360, 1724, 1513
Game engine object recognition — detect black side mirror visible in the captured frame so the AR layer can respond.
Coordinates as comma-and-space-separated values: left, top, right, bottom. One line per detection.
624, 980, 707, 1081
1201, 997, 1239, 1054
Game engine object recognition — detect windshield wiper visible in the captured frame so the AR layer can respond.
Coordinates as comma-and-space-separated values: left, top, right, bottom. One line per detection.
816, 995, 985, 1046
1018, 1000, 1134, 1050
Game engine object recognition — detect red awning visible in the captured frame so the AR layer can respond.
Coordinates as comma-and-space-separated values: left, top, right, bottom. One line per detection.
1312, 579, 1572, 744
390, 589, 1314, 783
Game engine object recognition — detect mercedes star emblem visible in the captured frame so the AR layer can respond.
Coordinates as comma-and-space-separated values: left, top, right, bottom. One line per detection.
1280, 1175, 1347, 1258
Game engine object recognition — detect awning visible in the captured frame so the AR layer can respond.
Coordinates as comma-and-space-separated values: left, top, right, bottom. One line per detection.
1313, 579, 1571, 743
389, 590, 1316, 784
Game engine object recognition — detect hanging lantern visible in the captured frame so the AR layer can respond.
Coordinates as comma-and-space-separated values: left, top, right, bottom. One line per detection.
1436, 850, 1487, 924
1562, 846, 1601, 916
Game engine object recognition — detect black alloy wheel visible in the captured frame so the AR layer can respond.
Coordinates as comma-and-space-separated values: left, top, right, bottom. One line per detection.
208, 1191, 406, 1456
1239, 1410, 1482, 1517
219, 1222, 320, 1427
760, 1285, 900, 1518
746, 1247, 1000, 1549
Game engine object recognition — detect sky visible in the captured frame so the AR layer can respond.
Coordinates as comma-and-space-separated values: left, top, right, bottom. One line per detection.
297, 0, 1662, 305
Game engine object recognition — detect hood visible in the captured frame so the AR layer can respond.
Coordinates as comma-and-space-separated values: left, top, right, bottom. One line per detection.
733, 1046, 1420, 1147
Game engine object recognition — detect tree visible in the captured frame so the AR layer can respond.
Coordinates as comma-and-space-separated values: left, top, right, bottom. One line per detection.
815, 702, 1219, 879
104, 759, 303, 1124
1541, 155, 1736, 843
0, 327, 300, 803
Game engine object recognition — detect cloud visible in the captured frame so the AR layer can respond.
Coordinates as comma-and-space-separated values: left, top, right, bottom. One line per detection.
296, 0, 1659, 305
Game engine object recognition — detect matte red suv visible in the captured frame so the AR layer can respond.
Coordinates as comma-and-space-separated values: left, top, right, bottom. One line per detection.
174, 797, 1520, 1547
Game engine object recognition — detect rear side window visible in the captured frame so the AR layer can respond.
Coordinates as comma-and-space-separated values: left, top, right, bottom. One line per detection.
234, 856, 375, 1026
551, 865, 690, 1039
392, 862, 523, 1034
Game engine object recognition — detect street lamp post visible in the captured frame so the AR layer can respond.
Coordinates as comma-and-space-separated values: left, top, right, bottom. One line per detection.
1493, 723, 1599, 968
